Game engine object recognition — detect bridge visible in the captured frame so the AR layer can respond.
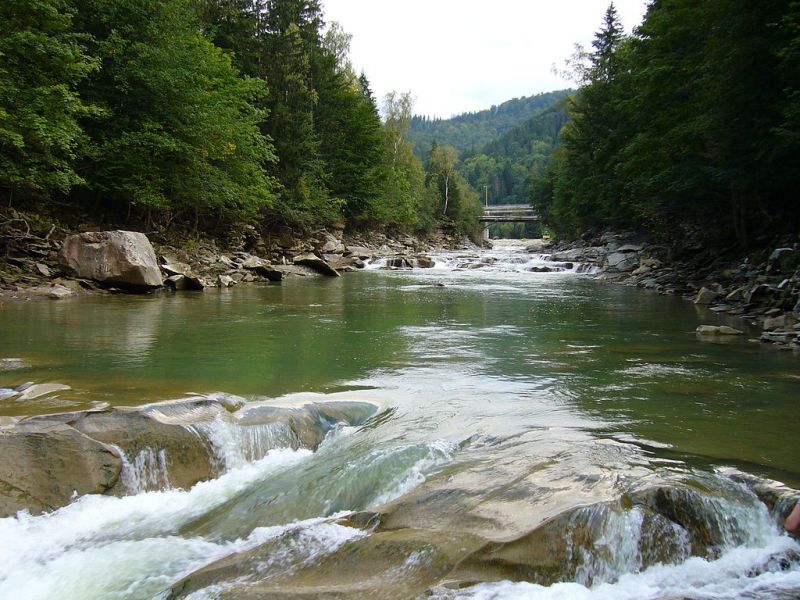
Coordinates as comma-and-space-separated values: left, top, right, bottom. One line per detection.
478, 204, 540, 223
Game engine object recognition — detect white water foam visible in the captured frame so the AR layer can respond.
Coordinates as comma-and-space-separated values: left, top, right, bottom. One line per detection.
0, 448, 313, 600
440, 534, 800, 600
115, 446, 172, 494
194, 415, 304, 471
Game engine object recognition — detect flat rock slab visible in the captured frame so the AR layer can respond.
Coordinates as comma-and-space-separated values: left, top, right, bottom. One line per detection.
14, 383, 71, 402
292, 253, 340, 277
59, 231, 163, 289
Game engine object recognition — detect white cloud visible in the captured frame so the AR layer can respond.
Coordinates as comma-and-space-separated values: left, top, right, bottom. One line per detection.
321, 0, 649, 117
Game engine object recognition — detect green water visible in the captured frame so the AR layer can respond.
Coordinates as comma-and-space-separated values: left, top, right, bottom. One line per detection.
0, 263, 798, 481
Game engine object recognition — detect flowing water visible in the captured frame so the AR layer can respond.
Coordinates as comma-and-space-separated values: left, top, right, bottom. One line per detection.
0, 240, 798, 599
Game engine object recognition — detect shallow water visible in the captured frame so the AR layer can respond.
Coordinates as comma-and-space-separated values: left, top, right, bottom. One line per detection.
0, 241, 798, 599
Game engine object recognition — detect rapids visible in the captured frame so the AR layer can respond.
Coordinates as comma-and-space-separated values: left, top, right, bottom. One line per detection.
0, 240, 798, 599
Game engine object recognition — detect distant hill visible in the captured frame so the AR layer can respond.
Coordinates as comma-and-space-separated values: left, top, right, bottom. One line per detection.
461, 102, 570, 206
408, 89, 572, 160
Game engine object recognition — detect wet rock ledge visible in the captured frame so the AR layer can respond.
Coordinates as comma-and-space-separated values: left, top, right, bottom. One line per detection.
0, 396, 376, 517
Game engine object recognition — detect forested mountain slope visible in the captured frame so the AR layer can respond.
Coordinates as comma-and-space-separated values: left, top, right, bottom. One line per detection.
408, 90, 571, 160
462, 103, 569, 205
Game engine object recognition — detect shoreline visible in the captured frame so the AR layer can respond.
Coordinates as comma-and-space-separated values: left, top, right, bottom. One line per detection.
0, 211, 482, 304
546, 231, 800, 353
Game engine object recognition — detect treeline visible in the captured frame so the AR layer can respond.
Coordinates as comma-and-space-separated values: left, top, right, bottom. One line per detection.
462, 104, 569, 206
534, 1, 800, 247
0, 0, 478, 236
409, 90, 571, 160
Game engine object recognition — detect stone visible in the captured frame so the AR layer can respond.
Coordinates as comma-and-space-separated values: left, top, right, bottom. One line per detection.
217, 274, 235, 288
761, 331, 797, 344
161, 262, 193, 277
292, 253, 340, 277
165, 274, 188, 291
35, 263, 52, 277
59, 231, 162, 289
694, 287, 719, 305
725, 286, 747, 302
696, 325, 743, 336
0, 422, 121, 517
605, 252, 639, 273
415, 255, 435, 269
345, 246, 373, 260
745, 284, 777, 305
314, 231, 345, 255
631, 265, 652, 276
616, 243, 645, 253
529, 266, 554, 273
240, 256, 282, 281
767, 248, 798, 274
15, 383, 71, 402
47, 284, 74, 300
763, 314, 787, 331
69, 406, 219, 491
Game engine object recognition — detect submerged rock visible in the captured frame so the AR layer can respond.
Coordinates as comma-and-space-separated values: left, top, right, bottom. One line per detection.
59, 231, 163, 290
696, 325, 743, 336
14, 383, 71, 402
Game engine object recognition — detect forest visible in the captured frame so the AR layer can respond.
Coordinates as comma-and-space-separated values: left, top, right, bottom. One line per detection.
3, 0, 798, 249
533, 1, 800, 248
0, 0, 483, 238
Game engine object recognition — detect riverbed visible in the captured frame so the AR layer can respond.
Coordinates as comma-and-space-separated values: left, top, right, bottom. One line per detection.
0, 241, 798, 599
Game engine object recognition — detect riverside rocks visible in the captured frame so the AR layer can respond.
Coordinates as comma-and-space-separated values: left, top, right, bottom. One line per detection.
1, 206, 474, 300
59, 231, 163, 290
550, 232, 800, 352
0, 396, 378, 517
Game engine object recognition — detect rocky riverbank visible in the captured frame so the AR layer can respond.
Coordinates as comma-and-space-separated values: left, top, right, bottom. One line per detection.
0, 208, 480, 301
546, 231, 800, 352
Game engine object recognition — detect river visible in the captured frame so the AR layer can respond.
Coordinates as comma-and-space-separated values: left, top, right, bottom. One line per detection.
0, 241, 798, 599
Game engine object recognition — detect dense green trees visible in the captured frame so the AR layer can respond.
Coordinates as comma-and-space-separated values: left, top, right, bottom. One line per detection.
0, 0, 473, 237
74, 0, 276, 223
409, 90, 570, 160
0, 0, 98, 197
535, 1, 800, 247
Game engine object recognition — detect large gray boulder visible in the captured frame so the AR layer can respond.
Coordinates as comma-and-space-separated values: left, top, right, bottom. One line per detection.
59, 231, 163, 289
605, 251, 639, 273
0, 421, 121, 517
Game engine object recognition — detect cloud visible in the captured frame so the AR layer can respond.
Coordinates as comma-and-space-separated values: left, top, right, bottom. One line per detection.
322, 0, 649, 117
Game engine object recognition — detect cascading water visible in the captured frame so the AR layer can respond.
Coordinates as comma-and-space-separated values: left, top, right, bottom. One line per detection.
0, 239, 798, 599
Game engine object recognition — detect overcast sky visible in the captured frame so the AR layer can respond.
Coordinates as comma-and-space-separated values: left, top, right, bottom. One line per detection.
322, 0, 649, 118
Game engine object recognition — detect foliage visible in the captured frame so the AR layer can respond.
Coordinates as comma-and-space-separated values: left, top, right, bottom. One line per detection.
72, 0, 276, 223
0, 0, 483, 236
539, 0, 800, 246
409, 90, 571, 160
0, 0, 99, 198
463, 105, 569, 206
